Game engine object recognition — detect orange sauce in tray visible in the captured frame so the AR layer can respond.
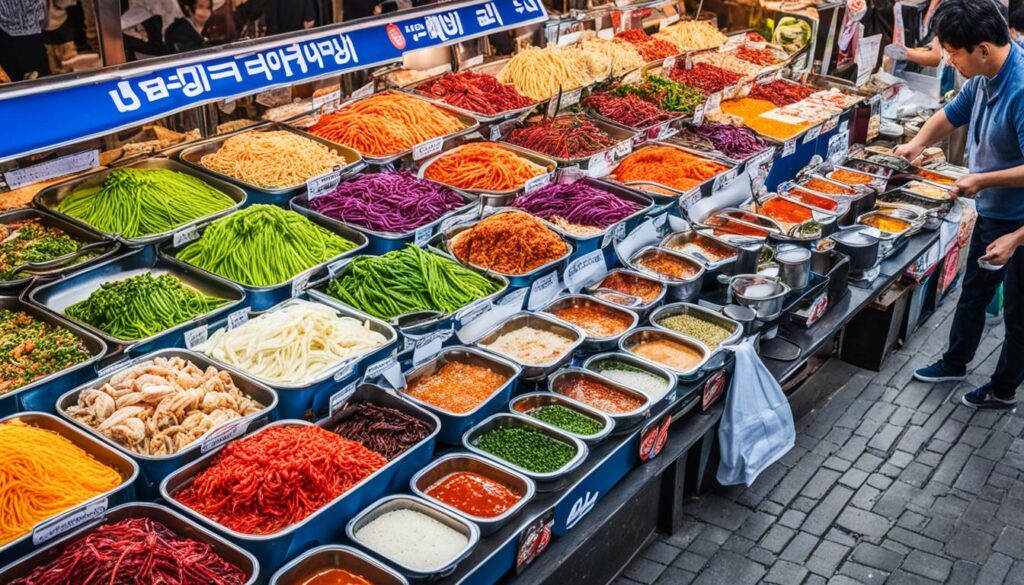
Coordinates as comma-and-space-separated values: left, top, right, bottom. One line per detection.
802, 178, 856, 196
787, 189, 839, 211
300, 569, 373, 585
861, 214, 911, 234
760, 198, 813, 225
827, 168, 874, 185
426, 471, 522, 518
631, 339, 703, 371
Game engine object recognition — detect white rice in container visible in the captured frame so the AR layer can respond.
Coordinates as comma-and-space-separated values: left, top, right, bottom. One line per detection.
355, 508, 469, 571
592, 360, 669, 400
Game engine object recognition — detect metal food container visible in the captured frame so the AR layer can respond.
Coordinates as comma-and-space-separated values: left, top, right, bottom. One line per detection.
548, 367, 651, 430
0, 503, 259, 585
289, 178, 477, 256
474, 311, 585, 381
583, 268, 667, 318
0, 296, 106, 416
660, 229, 738, 275
540, 294, 638, 352
723, 274, 791, 320
482, 177, 655, 259
0, 208, 121, 295
793, 174, 874, 221
403, 67, 541, 124
177, 122, 363, 205
270, 545, 407, 585
346, 495, 480, 580
160, 207, 368, 312
197, 298, 397, 420
649, 302, 742, 368
0, 412, 138, 566
462, 413, 588, 488
28, 247, 245, 358
509, 391, 614, 444
581, 351, 678, 407
35, 157, 246, 247
399, 346, 521, 444
619, 327, 712, 381
56, 349, 279, 499
856, 211, 914, 240
499, 115, 638, 172
163, 388, 439, 575
606, 141, 737, 205
307, 248, 507, 338
418, 142, 558, 197
442, 210, 573, 288
410, 453, 536, 535
627, 246, 706, 302
832, 227, 881, 272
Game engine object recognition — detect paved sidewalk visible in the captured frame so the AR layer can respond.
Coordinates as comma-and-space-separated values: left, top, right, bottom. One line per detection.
618, 292, 1024, 584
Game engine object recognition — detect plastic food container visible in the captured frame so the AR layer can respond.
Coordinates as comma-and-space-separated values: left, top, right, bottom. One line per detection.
0, 503, 259, 585
35, 157, 246, 247
28, 247, 245, 358
0, 295, 107, 416
540, 294, 639, 352
410, 453, 536, 535
619, 327, 711, 381
56, 348, 279, 499
474, 311, 585, 381
0, 412, 138, 567
270, 544, 407, 585
160, 206, 367, 311
462, 413, 588, 489
346, 495, 480, 580
399, 346, 521, 444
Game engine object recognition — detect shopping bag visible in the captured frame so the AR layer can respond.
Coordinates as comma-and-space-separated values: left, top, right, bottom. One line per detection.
716, 338, 795, 486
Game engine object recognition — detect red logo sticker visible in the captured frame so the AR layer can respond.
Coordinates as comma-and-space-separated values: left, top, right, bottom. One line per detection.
702, 370, 727, 411
386, 24, 406, 50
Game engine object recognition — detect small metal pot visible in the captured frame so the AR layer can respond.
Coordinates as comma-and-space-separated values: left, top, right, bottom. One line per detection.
724, 274, 790, 321
832, 227, 881, 272
774, 245, 812, 290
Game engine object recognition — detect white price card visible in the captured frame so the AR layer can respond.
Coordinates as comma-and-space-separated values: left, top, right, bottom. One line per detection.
184, 324, 208, 349
414, 225, 433, 248
227, 308, 249, 331
692, 103, 705, 126
659, 14, 680, 30
497, 287, 528, 309
616, 218, 659, 261
306, 167, 343, 199
705, 92, 722, 113
364, 355, 397, 380
33, 498, 107, 545
782, 139, 797, 157
351, 82, 375, 99
802, 125, 822, 144
614, 141, 632, 158
413, 328, 453, 366
561, 89, 582, 107
564, 249, 608, 294
413, 137, 444, 161
4, 149, 99, 190
462, 54, 484, 69
679, 187, 702, 212
528, 271, 561, 311
652, 212, 669, 233
172, 225, 199, 248
312, 89, 341, 112
524, 173, 552, 193
587, 152, 611, 178
558, 165, 585, 183
329, 380, 359, 415
713, 169, 737, 191
333, 361, 356, 382
200, 418, 250, 453
291, 271, 312, 298
662, 55, 677, 71
822, 115, 839, 133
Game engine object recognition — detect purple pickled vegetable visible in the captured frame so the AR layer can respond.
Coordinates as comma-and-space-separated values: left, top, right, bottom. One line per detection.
308, 170, 466, 233
686, 123, 767, 160
512, 182, 638, 229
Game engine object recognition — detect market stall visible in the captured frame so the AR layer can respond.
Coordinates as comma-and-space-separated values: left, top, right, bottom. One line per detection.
0, 0, 970, 583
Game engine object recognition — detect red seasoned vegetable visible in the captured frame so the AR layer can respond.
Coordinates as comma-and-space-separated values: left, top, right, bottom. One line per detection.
417, 70, 533, 115
175, 426, 387, 535
735, 46, 782, 65
615, 29, 679, 61
748, 79, 816, 106
583, 93, 675, 129
666, 63, 743, 95
8, 517, 248, 585
506, 114, 618, 159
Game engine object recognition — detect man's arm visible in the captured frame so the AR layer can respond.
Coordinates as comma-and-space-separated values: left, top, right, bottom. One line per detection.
980, 224, 1024, 265
905, 39, 942, 68
892, 109, 958, 161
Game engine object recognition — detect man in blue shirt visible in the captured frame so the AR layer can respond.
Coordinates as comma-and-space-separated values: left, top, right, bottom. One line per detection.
895, 0, 1024, 409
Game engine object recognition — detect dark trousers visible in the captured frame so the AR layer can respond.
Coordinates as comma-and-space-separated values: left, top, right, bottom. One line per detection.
942, 217, 1024, 398
0, 28, 49, 81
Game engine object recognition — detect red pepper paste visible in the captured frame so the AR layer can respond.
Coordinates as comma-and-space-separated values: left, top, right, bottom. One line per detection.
405, 361, 507, 414
761, 198, 812, 225
788, 189, 839, 211
301, 569, 374, 585
557, 377, 645, 413
426, 471, 522, 518
552, 303, 632, 338
828, 169, 874, 185
638, 252, 699, 280
597, 272, 662, 303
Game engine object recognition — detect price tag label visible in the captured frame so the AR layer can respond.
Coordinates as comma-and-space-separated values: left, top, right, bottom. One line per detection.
692, 102, 705, 126
679, 187, 702, 211
227, 308, 249, 331
413, 225, 433, 248
652, 212, 669, 233
777, 180, 795, 194
291, 271, 311, 298
524, 173, 552, 193
413, 328, 453, 366
614, 141, 632, 158
172, 225, 199, 248
351, 82, 374, 99
528, 271, 561, 311
4, 149, 99, 190
601, 221, 628, 248
327, 257, 352, 277
364, 355, 398, 380
662, 55, 677, 71
782, 139, 797, 157
306, 166, 343, 199
803, 125, 822, 144
413, 137, 444, 161
705, 92, 722, 113
546, 95, 560, 118
561, 89, 582, 108
200, 418, 250, 453
822, 115, 839, 133
498, 287, 528, 308
749, 148, 775, 168
462, 54, 484, 69
329, 380, 359, 415
33, 498, 107, 545
587, 152, 611, 178
564, 249, 608, 294
659, 14, 680, 30
311, 89, 341, 112
558, 165, 585, 183
184, 324, 208, 349
333, 361, 356, 382
713, 169, 737, 191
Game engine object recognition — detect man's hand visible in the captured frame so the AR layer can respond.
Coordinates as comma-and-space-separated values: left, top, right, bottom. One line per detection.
980, 232, 1023, 266
950, 174, 986, 199
892, 142, 925, 162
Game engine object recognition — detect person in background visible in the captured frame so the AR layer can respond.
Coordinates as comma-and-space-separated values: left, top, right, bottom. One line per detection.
43, 0, 78, 73
164, 0, 210, 52
895, 0, 1024, 409
342, 0, 381, 21
1011, 2, 1024, 46
264, 0, 314, 34
0, 0, 50, 81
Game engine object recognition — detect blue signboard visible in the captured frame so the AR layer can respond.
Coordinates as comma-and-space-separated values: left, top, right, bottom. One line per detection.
0, 0, 547, 162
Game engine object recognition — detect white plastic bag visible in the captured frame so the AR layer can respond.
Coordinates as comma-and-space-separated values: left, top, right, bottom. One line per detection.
716, 338, 795, 486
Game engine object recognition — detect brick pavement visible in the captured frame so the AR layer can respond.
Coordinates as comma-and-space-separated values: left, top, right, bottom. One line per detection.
618, 291, 1024, 584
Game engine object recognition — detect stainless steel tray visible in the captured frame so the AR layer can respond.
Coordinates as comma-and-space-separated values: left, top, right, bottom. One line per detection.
418, 142, 558, 197
474, 311, 585, 381
619, 326, 712, 381
509, 391, 614, 444
581, 351, 678, 405
540, 293, 639, 352
548, 366, 651, 429
498, 115, 639, 169
270, 544, 407, 585
402, 68, 542, 124
461, 412, 588, 486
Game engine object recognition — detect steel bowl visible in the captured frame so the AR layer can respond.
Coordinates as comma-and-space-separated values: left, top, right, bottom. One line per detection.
724, 274, 791, 320
832, 227, 881, 272
583, 268, 667, 318
509, 391, 615, 444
